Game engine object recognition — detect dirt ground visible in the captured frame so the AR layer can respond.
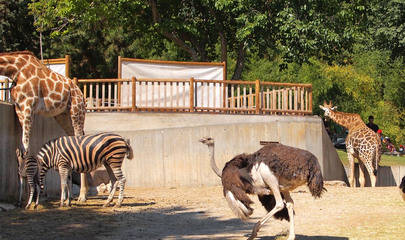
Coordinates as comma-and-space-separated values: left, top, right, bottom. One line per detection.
1, 184, 404, 240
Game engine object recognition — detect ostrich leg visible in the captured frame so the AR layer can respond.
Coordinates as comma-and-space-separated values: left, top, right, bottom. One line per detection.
283, 191, 296, 240
248, 163, 285, 240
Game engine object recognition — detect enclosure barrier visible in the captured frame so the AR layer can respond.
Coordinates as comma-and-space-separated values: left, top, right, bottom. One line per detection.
0, 78, 11, 102
77, 78, 312, 115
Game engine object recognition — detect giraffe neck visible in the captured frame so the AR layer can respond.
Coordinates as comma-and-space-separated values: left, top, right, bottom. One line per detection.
329, 111, 365, 130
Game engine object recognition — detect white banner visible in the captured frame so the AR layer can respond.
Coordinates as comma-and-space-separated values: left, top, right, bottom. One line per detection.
120, 60, 225, 108
45, 63, 66, 77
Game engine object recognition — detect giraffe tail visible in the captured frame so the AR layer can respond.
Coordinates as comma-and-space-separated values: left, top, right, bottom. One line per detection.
373, 145, 381, 176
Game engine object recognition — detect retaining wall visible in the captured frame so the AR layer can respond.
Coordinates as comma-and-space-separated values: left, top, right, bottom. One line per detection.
0, 103, 65, 201
84, 112, 348, 188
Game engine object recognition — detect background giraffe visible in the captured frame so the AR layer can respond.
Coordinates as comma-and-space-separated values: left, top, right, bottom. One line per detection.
0, 51, 88, 201
319, 101, 381, 187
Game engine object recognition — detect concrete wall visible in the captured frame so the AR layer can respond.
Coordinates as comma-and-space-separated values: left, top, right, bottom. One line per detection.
85, 112, 348, 188
1, 106, 352, 201
345, 164, 405, 187
0, 103, 65, 201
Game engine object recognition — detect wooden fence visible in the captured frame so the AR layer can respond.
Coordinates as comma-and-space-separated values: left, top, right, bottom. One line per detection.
77, 78, 312, 115
0, 78, 11, 102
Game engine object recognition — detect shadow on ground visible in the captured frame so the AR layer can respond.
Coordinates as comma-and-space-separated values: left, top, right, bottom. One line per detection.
1, 200, 348, 240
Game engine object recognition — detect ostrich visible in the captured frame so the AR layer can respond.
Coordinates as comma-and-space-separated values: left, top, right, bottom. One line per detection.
199, 137, 325, 240
400, 176, 405, 201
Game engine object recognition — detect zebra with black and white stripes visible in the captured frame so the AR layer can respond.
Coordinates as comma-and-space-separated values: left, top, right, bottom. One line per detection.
36, 132, 133, 208
16, 148, 40, 209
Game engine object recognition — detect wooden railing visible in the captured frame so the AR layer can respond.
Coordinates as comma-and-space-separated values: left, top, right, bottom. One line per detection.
77, 78, 312, 115
0, 78, 11, 102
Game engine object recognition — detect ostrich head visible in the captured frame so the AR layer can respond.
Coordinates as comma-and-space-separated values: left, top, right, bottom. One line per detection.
319, 100, 337, 117
199, 137, 214, 146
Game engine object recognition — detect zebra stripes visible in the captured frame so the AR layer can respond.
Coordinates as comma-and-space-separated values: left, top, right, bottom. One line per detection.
16, 149, 40, 209
37, 132, 133, 207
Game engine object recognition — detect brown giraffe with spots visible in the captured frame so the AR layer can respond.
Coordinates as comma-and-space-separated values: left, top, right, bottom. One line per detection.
0, 51, 88, 201
319, 101, 381, 187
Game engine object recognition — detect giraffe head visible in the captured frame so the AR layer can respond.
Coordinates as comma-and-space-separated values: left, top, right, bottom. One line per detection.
319, 100, 337, 118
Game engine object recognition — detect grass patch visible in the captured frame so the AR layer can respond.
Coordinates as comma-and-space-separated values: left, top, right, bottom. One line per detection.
336, 149, 405, 166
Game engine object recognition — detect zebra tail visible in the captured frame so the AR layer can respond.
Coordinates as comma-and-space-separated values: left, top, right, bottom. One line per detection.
125, 138, 133, 160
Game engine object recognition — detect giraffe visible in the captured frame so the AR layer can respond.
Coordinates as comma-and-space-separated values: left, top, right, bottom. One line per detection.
0, 51, 88, 201
319, 101, 381, 187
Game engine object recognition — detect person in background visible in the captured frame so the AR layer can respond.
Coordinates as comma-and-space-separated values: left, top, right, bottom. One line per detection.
366, 115, 379, 132
377, 129, 383, 141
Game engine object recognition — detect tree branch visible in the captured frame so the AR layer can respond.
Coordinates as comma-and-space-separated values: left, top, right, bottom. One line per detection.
149, 0, 199, 61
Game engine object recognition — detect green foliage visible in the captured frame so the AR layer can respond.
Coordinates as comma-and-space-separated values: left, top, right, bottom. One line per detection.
243, 50, 404, 144
0, 0, 39, 53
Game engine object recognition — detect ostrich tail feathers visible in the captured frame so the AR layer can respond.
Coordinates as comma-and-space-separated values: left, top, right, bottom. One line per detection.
225, 190, 253, 220
308, 156, 325, 198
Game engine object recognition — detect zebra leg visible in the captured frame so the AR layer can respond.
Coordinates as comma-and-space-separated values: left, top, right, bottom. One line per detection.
103, 181, 119, 207
17, 177, 24, 207
59, 168, 69, 207
25, 181, 35, 210
67, 172, 72, 206
115, 177, 126, 207
34, 184, 40, 209
103, 163, 117, 193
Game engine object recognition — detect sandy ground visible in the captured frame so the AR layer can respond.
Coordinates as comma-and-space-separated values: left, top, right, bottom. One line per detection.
1, 185, 404, 240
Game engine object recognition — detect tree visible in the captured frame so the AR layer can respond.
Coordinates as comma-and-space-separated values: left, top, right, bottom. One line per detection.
0, 0, 39, 53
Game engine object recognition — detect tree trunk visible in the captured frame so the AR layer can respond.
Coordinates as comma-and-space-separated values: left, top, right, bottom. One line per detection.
231, 43, 246, 80
149, 0, 199, 61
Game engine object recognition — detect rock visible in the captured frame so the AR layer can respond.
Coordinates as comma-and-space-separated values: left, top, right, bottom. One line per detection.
0, 202, 16, 211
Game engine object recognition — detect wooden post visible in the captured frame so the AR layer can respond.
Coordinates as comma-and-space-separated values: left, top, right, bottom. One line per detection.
308, 87, 313, 114
189, 77, 195, 112
255, 79, 260, 114
118, 81, 122, 107
131, 77, 136, 112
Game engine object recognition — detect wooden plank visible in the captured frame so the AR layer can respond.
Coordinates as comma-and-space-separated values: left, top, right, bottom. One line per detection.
189, 78, 195, 112
255, 79, 260, 114
132, 77, 136, 111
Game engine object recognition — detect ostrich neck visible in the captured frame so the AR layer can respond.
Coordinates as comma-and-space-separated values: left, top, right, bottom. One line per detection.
208, 144, 222, 178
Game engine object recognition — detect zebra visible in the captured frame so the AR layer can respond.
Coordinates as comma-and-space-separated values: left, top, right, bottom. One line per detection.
36, 132, 133, 208
15, 148, 41, 209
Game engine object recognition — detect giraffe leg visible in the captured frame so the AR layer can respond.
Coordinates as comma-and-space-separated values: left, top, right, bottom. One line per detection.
70, 97, 88, 202
347, 150, 356, 187
15, 107, 33, 154
358, 161, 366, 187
248, 163, 285, 240
362, 157, 377, 187
283, 191, 295, 240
